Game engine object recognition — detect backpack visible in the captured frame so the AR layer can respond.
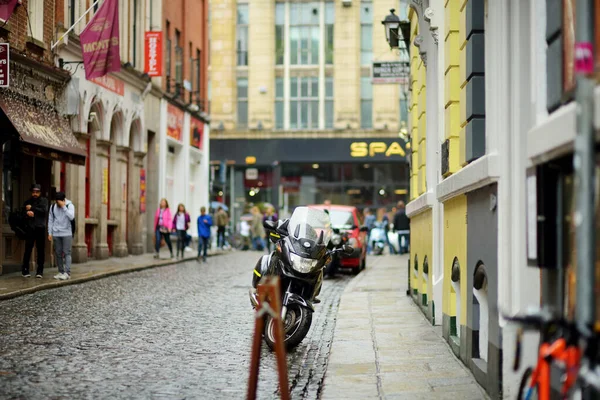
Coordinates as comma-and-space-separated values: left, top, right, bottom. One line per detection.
8, 209, 28, 240
52, 204, 76, 237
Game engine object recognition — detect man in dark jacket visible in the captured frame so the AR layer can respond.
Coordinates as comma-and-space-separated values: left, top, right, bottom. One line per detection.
393, 201, 410, 255
22, 184, 49, 278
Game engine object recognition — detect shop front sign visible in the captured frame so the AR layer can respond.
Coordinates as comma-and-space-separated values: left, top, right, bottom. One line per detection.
167, 104, 183, 141
350, 141, 406, 158
91, 75, 124, 96
0, 43, 9, 88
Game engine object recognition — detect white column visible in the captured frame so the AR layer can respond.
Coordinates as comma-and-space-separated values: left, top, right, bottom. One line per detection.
201, 124, 210, 210
183, 112, 191, 210
318, 1, 325, 129
158, 99, 168, 199
283, 1, 291, 130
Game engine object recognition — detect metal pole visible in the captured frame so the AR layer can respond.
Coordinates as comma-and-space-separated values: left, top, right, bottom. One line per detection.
574, 0, 596, 335
51, 0, 102, 50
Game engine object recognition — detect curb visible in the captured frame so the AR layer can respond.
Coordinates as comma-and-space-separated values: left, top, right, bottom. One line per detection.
0, 251, 227, 302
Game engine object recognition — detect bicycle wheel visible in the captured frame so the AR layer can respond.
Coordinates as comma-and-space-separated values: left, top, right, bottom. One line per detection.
518, 368, 538, 400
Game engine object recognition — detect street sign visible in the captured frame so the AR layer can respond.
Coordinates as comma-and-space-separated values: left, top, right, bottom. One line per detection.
372, 61, 409, 84
0, 43, 9, 88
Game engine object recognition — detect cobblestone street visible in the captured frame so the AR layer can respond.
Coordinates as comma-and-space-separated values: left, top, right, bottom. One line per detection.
0, 251, 351, 399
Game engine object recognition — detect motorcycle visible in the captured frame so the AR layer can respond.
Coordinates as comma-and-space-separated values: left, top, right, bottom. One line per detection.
324, 228, 351, 277
249, 206, 353, 350
369, 222, 387, 256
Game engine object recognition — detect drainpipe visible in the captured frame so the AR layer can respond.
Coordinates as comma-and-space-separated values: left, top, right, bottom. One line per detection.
574, 0, 596, 336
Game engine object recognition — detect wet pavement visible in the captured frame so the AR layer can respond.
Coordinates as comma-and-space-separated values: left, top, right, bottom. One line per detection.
0, 251, 351, 399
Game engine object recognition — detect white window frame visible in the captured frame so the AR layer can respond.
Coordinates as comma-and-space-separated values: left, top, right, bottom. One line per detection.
27, 0, 44, 42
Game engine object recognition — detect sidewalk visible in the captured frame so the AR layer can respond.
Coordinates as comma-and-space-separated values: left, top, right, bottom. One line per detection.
0, 247, 227, 301
321, 255, 488, 400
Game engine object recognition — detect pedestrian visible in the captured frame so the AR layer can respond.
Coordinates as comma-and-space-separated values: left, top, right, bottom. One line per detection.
263, 206, 278, 253
250, 206, 265, 251
197, 206, 212, 262
153, 198, 174, 259
21, 184, 49, 278
393, 201, 410, 254
380, 207, 396, 255
48, 192, 75, 280
215, 206, 228, 249
363, 208, 376, 255
173, 203, 190, 259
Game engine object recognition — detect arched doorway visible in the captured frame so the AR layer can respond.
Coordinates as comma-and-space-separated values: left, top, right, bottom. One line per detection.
108, 111, 128, 257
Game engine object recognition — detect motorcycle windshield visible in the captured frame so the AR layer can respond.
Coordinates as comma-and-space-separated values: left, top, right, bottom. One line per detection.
287, 207, 333, 246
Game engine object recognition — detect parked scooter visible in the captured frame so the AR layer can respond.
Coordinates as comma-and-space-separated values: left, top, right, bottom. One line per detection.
369, 221, 387, 256
324, 228, 351, 277
249, 206, 353, 350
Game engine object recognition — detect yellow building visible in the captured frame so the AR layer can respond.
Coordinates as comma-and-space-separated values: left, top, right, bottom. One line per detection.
208, 0, 411, 220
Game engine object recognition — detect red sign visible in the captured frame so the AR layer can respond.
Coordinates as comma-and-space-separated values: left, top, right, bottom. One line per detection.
91, 75, 124, 96
140, 169, 146, 213
0, 43, 8, 88
190, 117, 203, 149
167, 104, 184, 141
144, 31, 163, 77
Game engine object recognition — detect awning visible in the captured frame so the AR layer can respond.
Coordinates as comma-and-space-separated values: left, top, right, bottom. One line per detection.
0, 92, 86, 165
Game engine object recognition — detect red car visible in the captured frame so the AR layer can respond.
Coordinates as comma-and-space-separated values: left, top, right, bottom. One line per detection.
309, 204, 367, 273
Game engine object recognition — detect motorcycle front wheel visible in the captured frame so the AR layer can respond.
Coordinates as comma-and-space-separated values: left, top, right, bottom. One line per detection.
264, 305, 312, 351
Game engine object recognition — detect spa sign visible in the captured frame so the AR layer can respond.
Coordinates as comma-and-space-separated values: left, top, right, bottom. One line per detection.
350, 141, 406, 158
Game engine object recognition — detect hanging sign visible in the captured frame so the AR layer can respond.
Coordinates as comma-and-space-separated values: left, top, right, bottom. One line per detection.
144, 31, 163, 77
167, 104, 183, 141
372, 61, 409, 84
0, 43, 8, 88
140, 169, 146, 213
0, 0, 19, 22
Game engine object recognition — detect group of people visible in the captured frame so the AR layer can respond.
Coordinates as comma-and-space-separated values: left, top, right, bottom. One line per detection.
362, 201, 410, 255
10, 184, 76, 280
153, 199, 230, 262
237, 205, 278, 252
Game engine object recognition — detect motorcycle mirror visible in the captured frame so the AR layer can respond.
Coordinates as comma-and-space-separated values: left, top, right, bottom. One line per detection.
342, 245, 354, 255
263, 220, 276, 230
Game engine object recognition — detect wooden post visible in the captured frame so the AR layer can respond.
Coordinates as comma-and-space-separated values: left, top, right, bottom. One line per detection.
247, 276, 290, 400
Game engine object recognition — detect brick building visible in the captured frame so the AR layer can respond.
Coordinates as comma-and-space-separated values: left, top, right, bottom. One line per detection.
0, 0, 84, 274
209, 0, 410, 223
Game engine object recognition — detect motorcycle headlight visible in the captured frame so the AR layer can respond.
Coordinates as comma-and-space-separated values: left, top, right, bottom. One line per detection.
289, 253, 320, 273
331, 235, 342, 246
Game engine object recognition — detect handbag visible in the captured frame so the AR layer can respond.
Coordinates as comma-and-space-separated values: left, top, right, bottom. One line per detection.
159, 226, 169, 234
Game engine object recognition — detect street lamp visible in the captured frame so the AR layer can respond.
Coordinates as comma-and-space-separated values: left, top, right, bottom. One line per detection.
381, 9, 411, 50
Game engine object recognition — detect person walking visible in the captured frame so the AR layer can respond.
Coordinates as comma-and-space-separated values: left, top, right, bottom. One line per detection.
380, 207, 396, 255
262, 206, 278, 253
215, 206, 228, 249
363, 208, 376, 255
197, 206, 212, 262
250, 206, 265, 251
153, 198, 174, 259
393, 201, 410, 254
173, 203, 190, 259
22, 184, 48, 278
48, 192, 75, 280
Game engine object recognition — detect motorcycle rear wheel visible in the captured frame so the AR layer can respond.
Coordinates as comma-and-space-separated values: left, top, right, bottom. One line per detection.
264, 305, 313, 351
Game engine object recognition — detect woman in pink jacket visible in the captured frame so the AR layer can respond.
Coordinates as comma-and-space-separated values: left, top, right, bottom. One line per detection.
154, 198, 174, 258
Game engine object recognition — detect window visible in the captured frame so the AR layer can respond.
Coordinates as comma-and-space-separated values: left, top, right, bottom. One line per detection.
290, 77, 319, 129
361, 77, 373, 128
28, 0, 44, 41
360, 1, 372, 65
325, 2, 334, 64
325, 77, 334, 129
195, 49, 201, 105
275, 77, 284, 129
290, 2, 320, 65
166, 21, 172, 82
132, 0, 139, 67
175, 30, 183, 85
237, 4, 249, 66
237, 78, 248, 128
275, 3, 285, 65
69, 0, 76, 27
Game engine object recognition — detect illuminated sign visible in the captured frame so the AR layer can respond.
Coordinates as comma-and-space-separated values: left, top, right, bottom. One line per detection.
350, 142, 406, 158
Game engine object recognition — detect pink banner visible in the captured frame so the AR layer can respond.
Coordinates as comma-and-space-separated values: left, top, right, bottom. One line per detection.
0, 0, 19, 22
80, 0, 121, 80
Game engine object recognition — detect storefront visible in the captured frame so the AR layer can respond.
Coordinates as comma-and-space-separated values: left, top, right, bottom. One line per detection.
0, 53, 86, 274
210, 137, 409, 222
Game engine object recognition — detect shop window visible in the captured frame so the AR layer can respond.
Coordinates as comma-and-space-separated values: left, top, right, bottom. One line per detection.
290, 76, 319, 129
237, 78, 248, 128
360, 1, 372, 66
360, 77, 373, 129
290, 2, 320, 65
275, 3, 285, 65
237, 4, 249, 66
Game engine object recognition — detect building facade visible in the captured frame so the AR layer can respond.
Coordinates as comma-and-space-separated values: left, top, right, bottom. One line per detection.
405, 0, 600, 398
209, 0, 410, 222
0, 0, 86, 274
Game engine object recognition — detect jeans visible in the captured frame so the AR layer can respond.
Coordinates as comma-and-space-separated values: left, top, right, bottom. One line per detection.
155, 228, 173, 254
22, 227, 46, 275
176, 230, 187, 257
198, 236, 209, 259
397, 232, 410, 254
217, 226, 226, 248
252, 236, 265, 251
53, 236, 72, 275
